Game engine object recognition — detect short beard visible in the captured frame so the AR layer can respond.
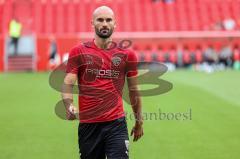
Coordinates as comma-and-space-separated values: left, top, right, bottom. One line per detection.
95, 27, 113, 39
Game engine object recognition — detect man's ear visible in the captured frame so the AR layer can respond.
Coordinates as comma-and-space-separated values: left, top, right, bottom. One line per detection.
91, 20, 94, 29
114, 21, 117, 29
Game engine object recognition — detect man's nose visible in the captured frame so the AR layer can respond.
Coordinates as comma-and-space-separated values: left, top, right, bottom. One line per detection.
102, 20, 108, 26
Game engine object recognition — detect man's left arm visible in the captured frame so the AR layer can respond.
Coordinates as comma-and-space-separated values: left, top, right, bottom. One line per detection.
127, 76, 144, 142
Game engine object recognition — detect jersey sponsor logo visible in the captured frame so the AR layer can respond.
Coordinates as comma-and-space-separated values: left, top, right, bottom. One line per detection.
112, 56, 122, 66
86, 68, 120, 79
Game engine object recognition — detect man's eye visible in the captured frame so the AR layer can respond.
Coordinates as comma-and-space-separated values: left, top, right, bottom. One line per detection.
106, 19, 112, 22
97, 18, 104, 22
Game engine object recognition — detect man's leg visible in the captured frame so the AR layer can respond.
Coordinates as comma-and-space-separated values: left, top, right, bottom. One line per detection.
104, 117, 129, 159
78, 123, 106, 159
8, 37, 14, 55
9, 37, 19, 55
13, 37, 19, 55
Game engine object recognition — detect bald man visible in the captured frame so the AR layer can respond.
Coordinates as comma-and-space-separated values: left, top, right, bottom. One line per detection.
62, 6, 143, 159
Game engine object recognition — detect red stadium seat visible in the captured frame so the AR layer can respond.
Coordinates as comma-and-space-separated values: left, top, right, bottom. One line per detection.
144, 50, 152, 63
233, 49, 240, 62
195, 49, 203, 63
156, 49, 165, 62
169, 49, 177, 64
183, 50, 191, 64
0, 1, 4, 34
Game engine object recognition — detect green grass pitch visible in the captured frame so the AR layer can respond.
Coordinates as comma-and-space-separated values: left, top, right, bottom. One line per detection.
0, 70, 240, 159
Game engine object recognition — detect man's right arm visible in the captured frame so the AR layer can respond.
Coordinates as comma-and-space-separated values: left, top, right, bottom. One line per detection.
61, 73, 78, 120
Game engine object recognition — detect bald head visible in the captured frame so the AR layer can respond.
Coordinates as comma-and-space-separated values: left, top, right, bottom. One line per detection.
92, 6, 116, 39
92, 6, 115, 20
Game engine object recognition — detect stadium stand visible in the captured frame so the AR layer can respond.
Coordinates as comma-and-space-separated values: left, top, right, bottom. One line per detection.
0, 0, 240, 71
2, 0, 238, 33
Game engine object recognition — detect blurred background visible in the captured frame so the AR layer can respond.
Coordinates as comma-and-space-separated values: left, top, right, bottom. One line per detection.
0, 0, 240, 71
0, 0, 240, 159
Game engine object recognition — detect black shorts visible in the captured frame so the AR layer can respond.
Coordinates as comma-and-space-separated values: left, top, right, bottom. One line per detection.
78, 117, 129, 159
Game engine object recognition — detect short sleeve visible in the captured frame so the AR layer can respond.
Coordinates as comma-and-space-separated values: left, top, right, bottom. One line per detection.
66, 47, 81, 74
126, 50, 138, 77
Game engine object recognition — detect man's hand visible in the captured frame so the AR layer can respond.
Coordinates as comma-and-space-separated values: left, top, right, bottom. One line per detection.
131, 121, 144, 142
62, 73, 78, 120
66, 104, 78, 120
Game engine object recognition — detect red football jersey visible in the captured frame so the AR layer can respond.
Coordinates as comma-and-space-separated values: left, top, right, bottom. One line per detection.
66, 40, 138, 123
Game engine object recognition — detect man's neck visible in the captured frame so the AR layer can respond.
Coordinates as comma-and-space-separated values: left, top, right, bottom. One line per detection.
94, 36, 112, 50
